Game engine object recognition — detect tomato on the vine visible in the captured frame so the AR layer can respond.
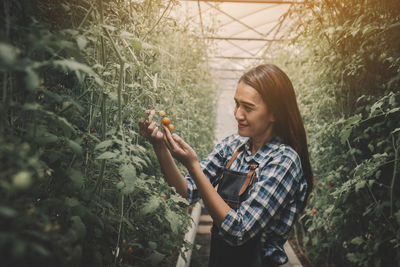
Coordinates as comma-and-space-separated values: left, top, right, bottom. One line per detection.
162, 117, 171, 126
159, 110, 166, 117
168, 124, 174, 132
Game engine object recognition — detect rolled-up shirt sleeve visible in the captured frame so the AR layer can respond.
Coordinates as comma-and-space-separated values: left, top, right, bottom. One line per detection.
218, 149, 303, 246
185, 135, 239, 205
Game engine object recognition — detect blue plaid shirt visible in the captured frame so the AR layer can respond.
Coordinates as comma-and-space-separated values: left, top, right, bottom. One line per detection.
185, 134, 307, 264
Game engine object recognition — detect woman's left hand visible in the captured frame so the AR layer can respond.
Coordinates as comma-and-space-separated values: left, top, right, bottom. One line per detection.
162, 125, 198, 169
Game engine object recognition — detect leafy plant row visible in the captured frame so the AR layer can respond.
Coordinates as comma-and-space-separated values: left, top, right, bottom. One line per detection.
272, 0, 400, 265
0, 0, 216, 266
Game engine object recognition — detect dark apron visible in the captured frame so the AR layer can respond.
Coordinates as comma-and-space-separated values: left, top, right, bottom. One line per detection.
208, 146, 279, 267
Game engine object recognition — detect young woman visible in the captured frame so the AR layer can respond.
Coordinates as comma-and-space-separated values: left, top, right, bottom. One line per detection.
138, 64, 313, 266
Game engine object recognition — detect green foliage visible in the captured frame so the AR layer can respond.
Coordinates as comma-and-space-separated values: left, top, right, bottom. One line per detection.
271, 0, 400, 265
0, 0, 216, 266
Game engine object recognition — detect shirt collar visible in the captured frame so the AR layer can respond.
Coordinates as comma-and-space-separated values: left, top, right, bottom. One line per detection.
241, 136, 282, 164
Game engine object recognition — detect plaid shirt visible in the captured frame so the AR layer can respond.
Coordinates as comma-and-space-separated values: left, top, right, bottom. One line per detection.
185, 134, 307, 264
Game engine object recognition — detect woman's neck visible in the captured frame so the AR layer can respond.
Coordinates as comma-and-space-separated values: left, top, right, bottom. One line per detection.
250, 128, 275, 155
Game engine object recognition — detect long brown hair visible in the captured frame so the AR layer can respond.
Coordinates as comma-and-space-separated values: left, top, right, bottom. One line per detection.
239, 64, 313, 207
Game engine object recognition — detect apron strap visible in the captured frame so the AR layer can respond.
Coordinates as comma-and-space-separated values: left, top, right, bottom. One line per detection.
216, 145, 245, 185
224, 145, 244, 169
238, 163, 258, 196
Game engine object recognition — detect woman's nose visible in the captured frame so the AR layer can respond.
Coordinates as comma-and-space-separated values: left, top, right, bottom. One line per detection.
234, 106, 244, 120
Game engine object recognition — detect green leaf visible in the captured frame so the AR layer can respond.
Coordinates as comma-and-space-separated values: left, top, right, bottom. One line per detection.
22, 103, 42, 111
116, 181, 125, 190
370, 100, 383, 115
96, 151, 117, 160
53, 59, 95, 75
31, 244, 49, 257
68, 139, 82, 155
355, 180, 366, 192
394, 210, 400, 224
65, 197, 80, 207
68, 169, 84, 188
0, 206, 18, 218
52, 115, 75, 137
347, 114, 362, 125
53, 60, 103, 86
350, 236, 364, 246
101, 24, 117, 31
25, 68, 40, 91
340, 127, 352, 144
0, 42, 17, 67
391, 128, 400, 135
120, 164, 136, 194
165, 209, 179, 234
36, 132, 58, 145
132, 40, 142, 54
368, 143, 374, 152
70, 216, 86, 240
340, 115, 362, 144
149, 251, 165, 265
148, 241, 157, 250
95, 140, 113, 150
76, 35, 88, 50
346, 252, 362, 263
141, 196, 160, 215
12, 171, 33, 189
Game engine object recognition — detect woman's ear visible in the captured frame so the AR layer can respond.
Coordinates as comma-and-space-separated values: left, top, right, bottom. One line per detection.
268, 113, 276, 123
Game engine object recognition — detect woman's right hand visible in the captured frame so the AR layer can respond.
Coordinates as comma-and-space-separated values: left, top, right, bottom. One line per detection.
138, 110, 164, 145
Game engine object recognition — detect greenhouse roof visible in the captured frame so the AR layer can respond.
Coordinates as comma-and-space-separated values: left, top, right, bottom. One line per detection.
170, 0, 300, 84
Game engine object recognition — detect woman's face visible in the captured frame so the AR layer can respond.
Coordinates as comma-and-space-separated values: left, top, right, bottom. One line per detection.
234, 81, 275, 141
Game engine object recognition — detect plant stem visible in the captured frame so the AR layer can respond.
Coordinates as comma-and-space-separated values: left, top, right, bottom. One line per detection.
390, 133, 398, 217
144, 0, 172, 40
346, 139, 358, 166
114, 194, 124, 264
78, 4, 94, 29
93, 0, 107, 196
102, 27, 124, 63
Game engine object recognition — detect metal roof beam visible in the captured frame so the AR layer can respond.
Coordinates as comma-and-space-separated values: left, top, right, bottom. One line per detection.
182, 0, 302, 4
212, 68, 246, 71
205, 2, 265, 37
212, 56, 264, 60
219, 4, 279, 28
205, 37, 288, 41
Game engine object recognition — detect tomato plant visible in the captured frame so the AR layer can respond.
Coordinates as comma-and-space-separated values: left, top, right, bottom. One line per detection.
271, 0, 400, 265
0, 0, 217, 266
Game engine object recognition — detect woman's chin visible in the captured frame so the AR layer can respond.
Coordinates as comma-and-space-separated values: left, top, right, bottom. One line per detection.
237, 127, 250, 137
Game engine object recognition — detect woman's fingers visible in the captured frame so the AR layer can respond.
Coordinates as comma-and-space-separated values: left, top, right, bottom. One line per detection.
147, 110, 155, 123
151, 125, 159, 139
162, 125, 177, 151
147, 121, 156, 134
172, 134, 187, 148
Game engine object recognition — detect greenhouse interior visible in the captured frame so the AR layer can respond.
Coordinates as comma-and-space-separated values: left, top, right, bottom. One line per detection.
0, 0, 399, 266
